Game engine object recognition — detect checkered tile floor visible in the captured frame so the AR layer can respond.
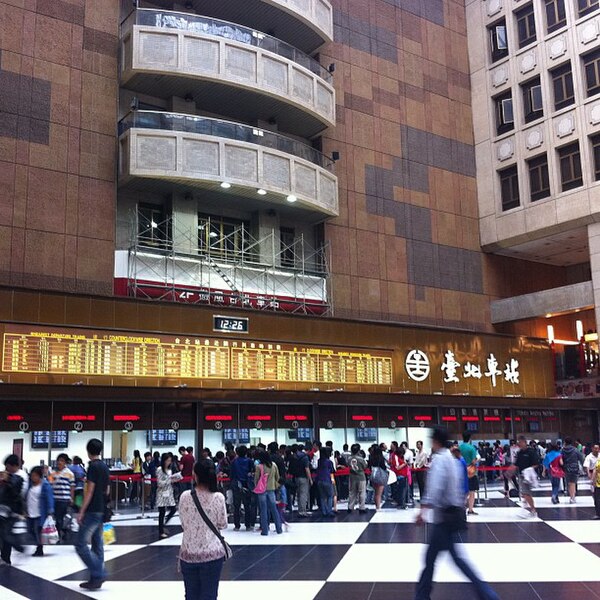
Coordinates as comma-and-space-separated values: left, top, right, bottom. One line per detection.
2, 486, 600, 599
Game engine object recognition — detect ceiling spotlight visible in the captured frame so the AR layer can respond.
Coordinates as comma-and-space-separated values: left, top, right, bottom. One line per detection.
220, 182, 231, 189
286, 195, 297, 203
257, 188, 267, 195
209, 231, 218, 238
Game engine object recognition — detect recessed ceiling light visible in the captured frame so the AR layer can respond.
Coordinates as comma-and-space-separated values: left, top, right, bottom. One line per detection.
286, 195, 297, 203
257, 188, 267, 195
220, 182, 231, 189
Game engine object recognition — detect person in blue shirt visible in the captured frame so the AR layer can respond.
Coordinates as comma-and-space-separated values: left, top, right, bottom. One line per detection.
451, 442, 470, 496
230, 446, 255, 531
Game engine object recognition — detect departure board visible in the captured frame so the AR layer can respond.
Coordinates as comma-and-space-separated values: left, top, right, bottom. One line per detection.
1, 325, 393, 386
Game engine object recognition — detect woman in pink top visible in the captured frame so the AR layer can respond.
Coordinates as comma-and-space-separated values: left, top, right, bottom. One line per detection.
178, 459, 228, 600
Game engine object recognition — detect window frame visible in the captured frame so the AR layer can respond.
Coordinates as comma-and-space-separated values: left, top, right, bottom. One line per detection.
279, 227, 296, 268
515, 3, 537, 48
499, 165, 521, 211
488, 19, 509, 63
544, 0, 567, 34
137, 203, 169, 248
550, 61, 575, 111
557, 141, 583, 192
583, 48, 600, 98
521, 77, 544, 123
591, 133, 600, 181
494, 91, 515, 135
197, 214, 251, 260
527, 153, 551, 201
578, 0, 599, 19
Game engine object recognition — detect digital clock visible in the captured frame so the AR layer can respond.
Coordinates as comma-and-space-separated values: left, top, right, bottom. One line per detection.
213, 315, 249, 333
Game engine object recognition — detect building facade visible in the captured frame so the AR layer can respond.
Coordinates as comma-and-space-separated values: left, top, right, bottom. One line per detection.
0, 0, 598, 461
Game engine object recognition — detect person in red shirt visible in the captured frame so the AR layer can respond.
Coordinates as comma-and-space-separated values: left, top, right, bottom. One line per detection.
390, 447, 409, 509
179, 446, 195, 490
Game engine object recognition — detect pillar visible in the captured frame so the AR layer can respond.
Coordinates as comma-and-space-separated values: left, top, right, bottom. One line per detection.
588, 223, 600, 331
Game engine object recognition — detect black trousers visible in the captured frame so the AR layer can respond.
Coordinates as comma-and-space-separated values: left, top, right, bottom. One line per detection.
158, 506, 176, 535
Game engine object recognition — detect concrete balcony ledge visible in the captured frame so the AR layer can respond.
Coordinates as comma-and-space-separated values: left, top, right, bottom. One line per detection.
121, 9, 335, 137
118, 112, 339, 219
491, 281, 594, 323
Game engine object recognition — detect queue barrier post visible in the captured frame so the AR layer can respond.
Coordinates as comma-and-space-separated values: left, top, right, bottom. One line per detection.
482, 468, 489, 501
114, 474, 120, 516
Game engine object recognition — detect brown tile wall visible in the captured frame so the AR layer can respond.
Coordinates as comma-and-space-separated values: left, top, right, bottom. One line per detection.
0, 0, 118, 295
322, 0, 570, 332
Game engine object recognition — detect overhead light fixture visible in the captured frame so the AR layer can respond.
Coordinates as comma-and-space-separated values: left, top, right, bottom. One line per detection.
576, 320, 584, 341
257, 188, 267, 195
220, 182, 231, 189
151, 221, 158, 229
547, 325, 555, 343
286, 195, 297, 203
209, 231, 218, 238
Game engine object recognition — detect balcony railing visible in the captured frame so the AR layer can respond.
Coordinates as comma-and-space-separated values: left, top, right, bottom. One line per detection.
119, 110, 334, 171
121, 8, 332, 82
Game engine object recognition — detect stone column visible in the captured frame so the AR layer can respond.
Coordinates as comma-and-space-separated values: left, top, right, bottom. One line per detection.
171, 193, 198, 254
588, 222, 600, 330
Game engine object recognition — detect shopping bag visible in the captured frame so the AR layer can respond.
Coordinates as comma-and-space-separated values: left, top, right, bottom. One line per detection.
103, 523, 116, 545
41, 516, 59, 545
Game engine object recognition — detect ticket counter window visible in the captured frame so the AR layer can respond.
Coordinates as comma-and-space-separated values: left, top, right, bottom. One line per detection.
319, 406, 347, 450
51, 401, 105, 469
104, 403, 152, 468
377, 407, 408, 449
240, 406, 276, 447
276, 407, 313, 447
0, 401, 52, 468
204, 405, 239, 453
153, 402, 196, 458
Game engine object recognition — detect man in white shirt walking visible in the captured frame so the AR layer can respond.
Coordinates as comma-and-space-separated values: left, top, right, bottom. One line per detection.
415, 426, 499, 600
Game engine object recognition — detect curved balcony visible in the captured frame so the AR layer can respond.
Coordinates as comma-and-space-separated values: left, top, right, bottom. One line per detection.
155, 0, 334, 53
121, 9, 335, 138
118, 111, 339, 220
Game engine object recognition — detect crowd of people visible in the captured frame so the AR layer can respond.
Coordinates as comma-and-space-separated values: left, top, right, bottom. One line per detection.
0, 432, 599, 599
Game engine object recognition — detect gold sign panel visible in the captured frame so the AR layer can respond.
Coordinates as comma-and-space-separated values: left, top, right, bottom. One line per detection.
1, 325, 393, 386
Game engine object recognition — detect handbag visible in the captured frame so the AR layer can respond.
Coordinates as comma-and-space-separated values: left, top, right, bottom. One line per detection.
41, 515, 59, 545
253, 465, 268, 494
190, 490, 233, 561
370, 466, 389, 487
441, 505, 467, 533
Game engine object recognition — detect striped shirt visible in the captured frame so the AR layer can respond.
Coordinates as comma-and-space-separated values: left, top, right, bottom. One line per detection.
51, 467, 75, 502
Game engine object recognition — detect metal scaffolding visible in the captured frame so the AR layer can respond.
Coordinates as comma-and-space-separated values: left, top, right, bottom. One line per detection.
123, 209, 332, 316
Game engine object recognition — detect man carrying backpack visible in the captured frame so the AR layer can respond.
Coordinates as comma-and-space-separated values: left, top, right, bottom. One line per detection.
562, 437, 584, 503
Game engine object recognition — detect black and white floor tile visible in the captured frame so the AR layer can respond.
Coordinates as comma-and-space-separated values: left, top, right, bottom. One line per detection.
1, 486, 600, 599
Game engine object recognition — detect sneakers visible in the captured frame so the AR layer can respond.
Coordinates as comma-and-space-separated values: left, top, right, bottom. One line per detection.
467, 510, 478, 515
160, 533, 169, 539
80, 580, 105, 590
569, 498, 576, 504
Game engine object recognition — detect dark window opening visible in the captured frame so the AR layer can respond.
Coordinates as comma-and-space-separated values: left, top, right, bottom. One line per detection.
578, 0, 599, 19
499, 165, 520, 211
522, 77, 544, 123
591, 134, 600, 181
488, 19, 509, 63
516, 3, 537, 48
494, 91, 514, 135
527, 154, 551, 201
545, 0, 567, 33
280, 227, 296, 267
551, 62, 575, 110
558, 142, 583, 191
583, 48, 600, 97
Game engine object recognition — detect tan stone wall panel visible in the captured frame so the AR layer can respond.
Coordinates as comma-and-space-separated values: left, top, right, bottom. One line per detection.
0, 0, 117, 294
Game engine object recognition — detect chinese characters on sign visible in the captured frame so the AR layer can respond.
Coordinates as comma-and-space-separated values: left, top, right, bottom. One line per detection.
405, 349, 520, 387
